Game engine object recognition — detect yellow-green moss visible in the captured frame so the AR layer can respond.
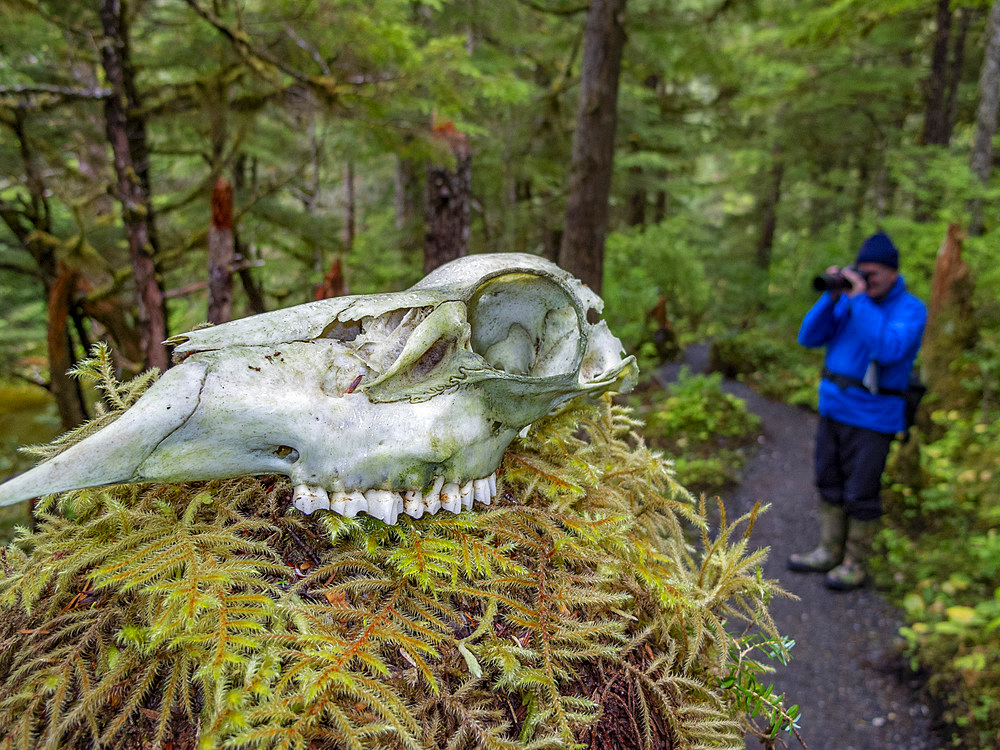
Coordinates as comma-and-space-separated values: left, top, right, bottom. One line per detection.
0, 383, 789, 749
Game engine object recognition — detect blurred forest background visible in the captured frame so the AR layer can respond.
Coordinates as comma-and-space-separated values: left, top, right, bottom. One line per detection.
1, 0, 999, 746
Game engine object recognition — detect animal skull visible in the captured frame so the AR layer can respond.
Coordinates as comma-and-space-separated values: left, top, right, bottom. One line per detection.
0, 253, 637, 523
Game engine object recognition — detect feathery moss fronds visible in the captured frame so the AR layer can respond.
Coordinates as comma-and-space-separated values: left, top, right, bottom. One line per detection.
22, 343, 159, 461
0, 379, 792, 749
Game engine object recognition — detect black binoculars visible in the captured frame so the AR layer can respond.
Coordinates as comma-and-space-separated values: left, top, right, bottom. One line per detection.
812, 266, 872, 292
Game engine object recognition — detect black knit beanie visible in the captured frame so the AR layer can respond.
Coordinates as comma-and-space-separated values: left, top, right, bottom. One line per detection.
855, 232, 899, 269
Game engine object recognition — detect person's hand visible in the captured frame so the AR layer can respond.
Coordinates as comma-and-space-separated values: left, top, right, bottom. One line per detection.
839, 266, 867, 298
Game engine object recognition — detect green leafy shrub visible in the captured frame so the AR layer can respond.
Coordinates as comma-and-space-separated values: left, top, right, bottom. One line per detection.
0, 357, 794, 749
602, 219, 713, 354
709, 329, 821, 409
876, 408, 1000, 748
640, 370, 762, 494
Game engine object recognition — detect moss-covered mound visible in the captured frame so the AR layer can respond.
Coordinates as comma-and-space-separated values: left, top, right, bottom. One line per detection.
0, 395, 788, 749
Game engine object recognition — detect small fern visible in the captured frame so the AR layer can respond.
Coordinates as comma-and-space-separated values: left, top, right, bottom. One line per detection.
0, 357, 794, 749
22, 343, 159, 462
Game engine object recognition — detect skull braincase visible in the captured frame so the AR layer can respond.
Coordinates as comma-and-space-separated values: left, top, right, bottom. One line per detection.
0, 253, 637, 523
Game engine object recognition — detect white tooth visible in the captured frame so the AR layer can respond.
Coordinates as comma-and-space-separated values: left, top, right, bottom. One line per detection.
403, 490, 424, 519
440, 482, 461, 514
293, 484, 330, 515
330, 491, 367, 518
474, 478, 490, 506
460, 480, 474, 510
389, 491, 404, 524
365, 489, 403, 525
424, 476, 443, 515
488, 472, 496, 498
329, 491, 349, 513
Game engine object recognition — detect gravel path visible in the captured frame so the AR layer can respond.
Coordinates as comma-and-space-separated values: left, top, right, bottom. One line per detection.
659, 347, 941, 750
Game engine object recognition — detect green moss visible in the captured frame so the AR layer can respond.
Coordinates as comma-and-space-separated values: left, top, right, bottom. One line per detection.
0, 389, 791, 749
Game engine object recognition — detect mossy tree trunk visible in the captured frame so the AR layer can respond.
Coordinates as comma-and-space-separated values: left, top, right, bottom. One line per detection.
208, 178, 236, 325
922, 223, 978, 413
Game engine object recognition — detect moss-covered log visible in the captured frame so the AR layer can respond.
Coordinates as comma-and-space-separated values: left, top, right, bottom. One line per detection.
0, 377, 790, 749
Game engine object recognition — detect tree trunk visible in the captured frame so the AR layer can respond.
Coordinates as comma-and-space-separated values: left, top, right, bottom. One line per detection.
542, 227, 562, 264
625, 183, 646, 227
8, 111, 88, 425
944, 7, 972, 143
558, 0, 628, 293
232, 158, 267, 316
653, 189, 668, 224
207, 177, 235, 325
921, 0, 953, 146
423, 122, 471, 274
47, 265, 88, 430
237, 256, 267, 315
74, 276, 144, 372
314, 257, 348, 300
344, 161, 356, 251
625, 141, 645, 227
915, 1, 953, 222
969, 1, 1000, 237
99, 0, 169, 372
923, 223, 979, 415
395, 155, 423, 257
849, 159, 871, 251
755, 148, 784, 270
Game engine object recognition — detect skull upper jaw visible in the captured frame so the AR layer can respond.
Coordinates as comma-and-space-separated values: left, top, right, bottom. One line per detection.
136, 385, 515, 493
0, 253, 638, 520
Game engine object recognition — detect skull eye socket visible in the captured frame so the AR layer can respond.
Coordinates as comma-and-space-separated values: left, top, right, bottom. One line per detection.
468, 273, 582, 377
274, 445, 300, 462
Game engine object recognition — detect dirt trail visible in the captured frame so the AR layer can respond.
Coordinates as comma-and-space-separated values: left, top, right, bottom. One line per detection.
659, 346, 940, 750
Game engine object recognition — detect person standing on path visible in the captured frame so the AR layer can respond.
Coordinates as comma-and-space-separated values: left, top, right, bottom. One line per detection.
789, 232, 927, 590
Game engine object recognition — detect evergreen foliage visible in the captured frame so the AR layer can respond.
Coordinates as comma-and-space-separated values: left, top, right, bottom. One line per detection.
0, 353, 791, 749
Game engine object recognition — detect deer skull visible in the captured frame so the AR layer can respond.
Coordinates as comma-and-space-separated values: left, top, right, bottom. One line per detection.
0, 253, 636, 523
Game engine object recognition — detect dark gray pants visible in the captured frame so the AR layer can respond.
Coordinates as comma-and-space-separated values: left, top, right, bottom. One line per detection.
815, 416, 894, 521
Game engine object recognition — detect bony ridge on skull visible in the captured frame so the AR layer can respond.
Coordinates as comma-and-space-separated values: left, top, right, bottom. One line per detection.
0, 253, 637, 523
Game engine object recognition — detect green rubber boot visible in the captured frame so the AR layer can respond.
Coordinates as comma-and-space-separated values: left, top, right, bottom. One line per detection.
787, 502, 846, 573
825, 519, 879, 591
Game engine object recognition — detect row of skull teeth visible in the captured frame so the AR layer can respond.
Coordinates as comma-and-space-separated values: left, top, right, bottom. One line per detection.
292, 473, 498, 523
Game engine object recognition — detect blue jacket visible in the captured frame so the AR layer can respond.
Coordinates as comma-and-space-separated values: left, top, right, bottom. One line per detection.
799, 276, 926, 434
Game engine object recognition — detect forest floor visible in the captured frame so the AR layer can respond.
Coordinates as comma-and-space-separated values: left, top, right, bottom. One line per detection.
657, 345, 943, 750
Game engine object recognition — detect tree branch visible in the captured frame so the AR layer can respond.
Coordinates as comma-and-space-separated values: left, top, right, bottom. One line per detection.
515, 0, 589, 16
0, 260, 43, 280
0, 84, 110, 101
182, 0, 314, 85
163, 260, 264, 299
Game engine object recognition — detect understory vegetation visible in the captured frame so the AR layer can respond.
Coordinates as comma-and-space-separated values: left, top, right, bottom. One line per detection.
633, 370, 762, 495
875, 393, 1000, 748
0, 358, 797, 749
